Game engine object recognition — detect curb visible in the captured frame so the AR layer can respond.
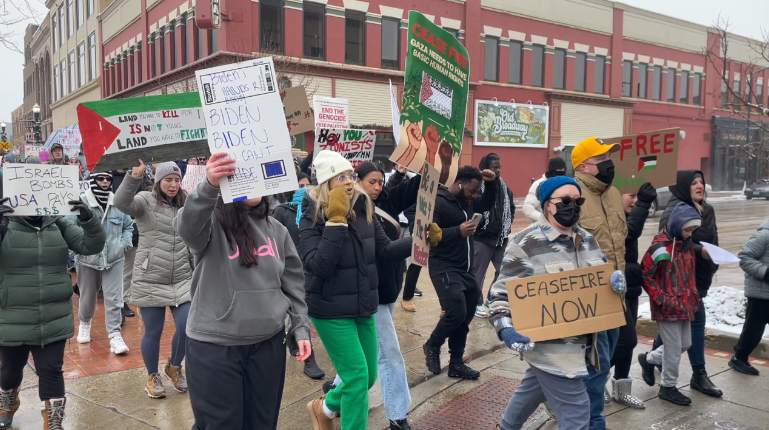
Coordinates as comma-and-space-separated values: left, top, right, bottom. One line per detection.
636, 317, 769, 360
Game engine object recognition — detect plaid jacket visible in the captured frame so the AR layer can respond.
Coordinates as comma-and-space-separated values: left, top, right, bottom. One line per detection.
489, 217, 609, 378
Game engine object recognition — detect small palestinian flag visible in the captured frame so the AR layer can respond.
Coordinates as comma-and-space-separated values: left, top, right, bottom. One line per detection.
649, 242, 673, 264
419, 71, 453, 119
638, 156, 658, 172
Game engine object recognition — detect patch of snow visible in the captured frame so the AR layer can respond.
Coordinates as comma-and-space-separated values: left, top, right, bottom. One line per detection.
707, 194, 746, 202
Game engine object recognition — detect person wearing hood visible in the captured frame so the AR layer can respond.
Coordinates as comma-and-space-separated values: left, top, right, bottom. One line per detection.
71, 172, 134, 356
522, 157, 567, 223
300, 151, 412, 430
638, 203, 712, 406
656, 170, 722, 398
47, 143, 66, 165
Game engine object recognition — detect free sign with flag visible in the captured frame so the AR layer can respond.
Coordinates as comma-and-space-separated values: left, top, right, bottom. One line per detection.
603, 128, 680, 194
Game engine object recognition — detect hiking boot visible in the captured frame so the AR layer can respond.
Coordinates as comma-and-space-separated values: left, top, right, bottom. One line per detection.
690, 366, 722, 397
322, 378, 336, 394
122, 303, 135, 317
77, 321, 91, 344
0, 387, 20, 429
401, 300, 416, 312
145, 373, 166, 399
390, 418, 414, 430
414, 288, 423, 297
612, 377, 645, 409
658, 386, 691, 406
475, 305, 489, 318
423, 343, 442, 374
306, 397, 335, 430
164, 363, 188, 393
448, 362, 480, 380
638, 353, 656, 386
41, 397, 66, 430
304, 352, 326, 380
729, 356, 760, 376
109, 334, 129, 355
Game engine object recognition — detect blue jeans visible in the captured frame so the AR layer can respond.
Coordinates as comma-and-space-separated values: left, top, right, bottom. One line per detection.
583, 328, 619, 430
375, 303, 412, 421
653, 303, 706, 367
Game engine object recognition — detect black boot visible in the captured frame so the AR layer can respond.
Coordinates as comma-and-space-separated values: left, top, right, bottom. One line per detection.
690, 366, 722, 397
448, 362, 480, 380
658, 386, 691, 406
423, 343, 441, 375
286, 333, 299, 357
638, 353, 656, 386
303, 352, 326, 380
122, 303, 135, 317
390, 418, 414, 430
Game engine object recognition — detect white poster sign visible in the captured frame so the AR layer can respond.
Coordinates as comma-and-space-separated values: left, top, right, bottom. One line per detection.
24, 144, 45, 157
389, 80, 401, 144
313, 96, 350, 130
79, 180, 90, 194
182, 165, 207, 192
2, 163, 79, 216
195, 57, 298, 203
59, 129, 83, 157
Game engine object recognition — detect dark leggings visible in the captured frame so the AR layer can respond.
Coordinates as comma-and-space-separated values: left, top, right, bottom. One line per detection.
611, 297, 639, 379
0, 340, 66, 400
140, 302, 191, 374
402, 263, 422, 301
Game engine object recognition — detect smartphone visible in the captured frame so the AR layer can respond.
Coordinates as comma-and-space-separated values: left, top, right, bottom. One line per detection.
471, 213, 483, 227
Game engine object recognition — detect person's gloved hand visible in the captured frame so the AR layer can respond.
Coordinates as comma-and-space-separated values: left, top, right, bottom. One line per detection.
500, 327, 535, 359
69, 200, 93, 222
611, 270, 627, 295
0, 197, 14, 236
636, 182, 657, 204
428, 223, 443, 247
323, 187, 351, 224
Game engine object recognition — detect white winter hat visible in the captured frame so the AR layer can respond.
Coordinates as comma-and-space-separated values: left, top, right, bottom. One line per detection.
313, 150, 353, 185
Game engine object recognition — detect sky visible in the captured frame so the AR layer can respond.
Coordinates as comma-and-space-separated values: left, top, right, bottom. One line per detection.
0, 0, 767, 136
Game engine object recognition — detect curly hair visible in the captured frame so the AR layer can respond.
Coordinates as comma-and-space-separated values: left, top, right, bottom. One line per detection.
455, 165, 482, 184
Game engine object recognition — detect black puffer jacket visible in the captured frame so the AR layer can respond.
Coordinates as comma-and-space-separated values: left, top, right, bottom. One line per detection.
299, 193, 411, 319
659, 170, 719, 297
375, 175, 420, 304
272, 204, 300, 246
624, 199, 652, 298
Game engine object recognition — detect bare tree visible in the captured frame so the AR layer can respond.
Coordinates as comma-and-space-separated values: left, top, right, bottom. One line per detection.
0, 0, 46, 53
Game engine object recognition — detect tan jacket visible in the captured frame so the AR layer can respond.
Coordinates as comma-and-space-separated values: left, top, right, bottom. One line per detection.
575, 171, 627, 272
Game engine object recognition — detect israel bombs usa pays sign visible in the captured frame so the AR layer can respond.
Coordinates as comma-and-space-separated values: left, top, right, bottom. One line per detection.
2, 164, 79, 216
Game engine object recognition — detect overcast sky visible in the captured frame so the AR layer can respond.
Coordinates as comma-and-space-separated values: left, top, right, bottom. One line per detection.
0, 0, 767, 135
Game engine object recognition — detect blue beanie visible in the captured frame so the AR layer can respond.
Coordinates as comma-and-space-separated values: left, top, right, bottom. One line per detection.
539, 176, 582, 209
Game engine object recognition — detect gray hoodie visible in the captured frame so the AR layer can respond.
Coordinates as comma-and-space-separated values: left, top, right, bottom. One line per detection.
174, 180, 309, 346
738, 219, 769, 301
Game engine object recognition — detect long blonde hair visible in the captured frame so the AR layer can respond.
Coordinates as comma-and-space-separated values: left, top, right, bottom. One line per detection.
308, 181, 374, 226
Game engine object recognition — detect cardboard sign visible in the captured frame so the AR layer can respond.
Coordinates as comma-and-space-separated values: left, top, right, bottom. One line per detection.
475, 100, 548, 148
313, 128, 376, 169
411, 162, 440, 267
604, 128, 680, 194
2, 163, 79, 216
181, 164, 207, 192
313, 96, 349, 129
195, 57, 298, 203
281, 86, 314, 136
78, 93, 209, 172
390, 11, 469, 185
507, 264, 626, 342
58, 129, 83, 157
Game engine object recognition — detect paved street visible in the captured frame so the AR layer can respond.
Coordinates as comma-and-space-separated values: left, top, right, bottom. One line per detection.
6, 196, 769, 429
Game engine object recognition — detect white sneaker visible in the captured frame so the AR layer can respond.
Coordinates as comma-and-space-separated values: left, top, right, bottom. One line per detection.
77, 321, 91, 344
109, 334, 129, 355
475, 305, 489, 318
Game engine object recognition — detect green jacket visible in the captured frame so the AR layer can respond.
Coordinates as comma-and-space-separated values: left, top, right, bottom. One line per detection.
0, 215, 106, 346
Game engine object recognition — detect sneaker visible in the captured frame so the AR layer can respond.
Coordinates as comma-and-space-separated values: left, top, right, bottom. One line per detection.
729, 356, 760, 376
423, 343, 442, 374
658, 386, 691, 406
0, 387, 20, 430
77, 321, 91, 344
109, 334, 129, 355
390, 418, 414, 430
145, 373, 166, 399
306, 397, 335, 430
122, 303, 135, 317
401, 300, 417, 312
448, 362, 480, 380
603, 385, 612, 405
414, 288, 423, 297
475, 305, 489, 318
322, 378, 336, 394
164, 363, 188, 393
638, 353, 656, 386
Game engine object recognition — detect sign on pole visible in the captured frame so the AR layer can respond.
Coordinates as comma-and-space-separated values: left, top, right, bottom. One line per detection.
195, 57, 298, 203
390, 11, 470, 185
604, 128, 680, 194
181, 164, 207, 192
313, 96, 349, 130
411, 162, 439, 267
1, 163, 79, 216
475, 100, 549, 147
313, 128, 376, 169
506, 264, 626, 342
281, 86, 314, 136
0, 141, 10, 151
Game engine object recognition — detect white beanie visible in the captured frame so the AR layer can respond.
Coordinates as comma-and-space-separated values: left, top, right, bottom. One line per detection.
313, 150, 353, 185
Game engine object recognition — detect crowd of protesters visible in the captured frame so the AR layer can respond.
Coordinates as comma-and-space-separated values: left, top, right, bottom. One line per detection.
1, 132, 768, 430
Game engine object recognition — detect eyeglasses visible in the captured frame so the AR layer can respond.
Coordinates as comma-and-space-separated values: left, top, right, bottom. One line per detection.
548, 196, 586, 207
335, 173, 358, 182
94, 176, 112, 182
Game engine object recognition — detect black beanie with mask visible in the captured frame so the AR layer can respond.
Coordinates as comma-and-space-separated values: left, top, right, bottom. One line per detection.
545, 157, 567, 178
90, 172, 113, 209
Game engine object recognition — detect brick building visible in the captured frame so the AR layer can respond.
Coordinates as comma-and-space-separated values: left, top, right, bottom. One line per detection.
99, 0, 769, 195
22, 19, 54, 143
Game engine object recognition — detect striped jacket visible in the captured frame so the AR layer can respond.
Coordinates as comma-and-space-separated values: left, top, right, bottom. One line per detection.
489, 217, 609, 378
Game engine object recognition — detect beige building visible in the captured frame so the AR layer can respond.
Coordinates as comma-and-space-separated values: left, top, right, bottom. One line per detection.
46, 0, 102, 129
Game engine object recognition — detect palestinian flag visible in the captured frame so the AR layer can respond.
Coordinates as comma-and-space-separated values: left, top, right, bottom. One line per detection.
638, 156, 658, 172
419, 71, 453, 119
649, 241, 673, 264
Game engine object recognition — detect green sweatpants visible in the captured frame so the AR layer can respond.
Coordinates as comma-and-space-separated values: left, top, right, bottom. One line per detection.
312, 316, 378, 430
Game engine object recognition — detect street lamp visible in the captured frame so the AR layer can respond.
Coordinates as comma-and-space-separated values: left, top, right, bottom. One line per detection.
32, 103, 42, 144
0, 121, 7, 143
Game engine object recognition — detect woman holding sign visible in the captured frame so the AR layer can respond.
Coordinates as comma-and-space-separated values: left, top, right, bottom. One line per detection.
300, 151, 412, 430
487, 176, 626, 430
114, 161, 193, 400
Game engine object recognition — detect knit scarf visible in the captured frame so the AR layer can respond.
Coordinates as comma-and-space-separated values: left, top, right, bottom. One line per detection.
291, 187, 308, 226
89, 173, 112, 209
480, 178, 512, 245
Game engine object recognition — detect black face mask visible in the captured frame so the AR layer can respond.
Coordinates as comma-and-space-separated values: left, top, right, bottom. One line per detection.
595, 160, 615, 184
553, 202, 581, 228
546, 170, 566, 179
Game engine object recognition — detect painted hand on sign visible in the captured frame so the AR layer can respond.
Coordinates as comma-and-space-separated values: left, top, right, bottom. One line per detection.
314, 128, 376, 169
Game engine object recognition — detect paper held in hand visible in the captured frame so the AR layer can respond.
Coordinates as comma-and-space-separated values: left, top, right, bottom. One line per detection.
700, 242, 740, 264
411, 162, 439, 267
195, 57, 298, 203
506, 264, 626, 342
2, 163, 80, 217
181, 165, 207, 192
